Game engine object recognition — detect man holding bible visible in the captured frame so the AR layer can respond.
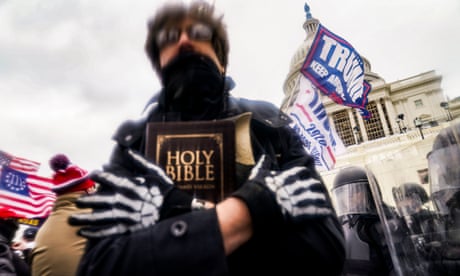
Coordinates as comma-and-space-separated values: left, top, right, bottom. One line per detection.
69, 1, 345, 275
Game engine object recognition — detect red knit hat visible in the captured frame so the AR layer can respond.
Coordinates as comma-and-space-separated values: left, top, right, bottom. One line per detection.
49, 154, 95, 194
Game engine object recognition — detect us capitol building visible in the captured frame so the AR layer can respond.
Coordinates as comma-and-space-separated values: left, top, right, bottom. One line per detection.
280, 5, 460, 205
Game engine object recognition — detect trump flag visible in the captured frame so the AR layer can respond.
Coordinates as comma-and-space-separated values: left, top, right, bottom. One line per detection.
302, 24, 372, 118
0, 166, 55, 218
284, 23, 371, 171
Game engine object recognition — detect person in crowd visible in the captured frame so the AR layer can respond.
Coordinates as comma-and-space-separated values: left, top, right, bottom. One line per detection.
331, 165, 399, 276
68, 1, 345, 275
30, 154, 95, 276
0, 218, 30, 276
426, 122, 460, 275
392, 182, 444, 248
11, 226, 38, 265
392, 182, 447, 275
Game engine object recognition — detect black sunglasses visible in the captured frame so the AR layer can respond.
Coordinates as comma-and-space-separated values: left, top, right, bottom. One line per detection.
156, 23, 213, 49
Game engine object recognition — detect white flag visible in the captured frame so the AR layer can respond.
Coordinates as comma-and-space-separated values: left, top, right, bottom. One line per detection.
285, 75, 346, 171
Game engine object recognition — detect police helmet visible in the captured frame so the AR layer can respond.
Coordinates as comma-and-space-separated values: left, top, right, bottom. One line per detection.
331, 166, 378, 216
392, 182, 429, 204
392, 182, 429, 216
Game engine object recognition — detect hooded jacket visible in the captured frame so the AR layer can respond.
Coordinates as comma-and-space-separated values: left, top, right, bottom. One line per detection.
77, 79, 345, 276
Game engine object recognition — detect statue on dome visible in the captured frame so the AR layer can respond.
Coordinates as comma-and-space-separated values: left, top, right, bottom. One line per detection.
304, 3, 312, 19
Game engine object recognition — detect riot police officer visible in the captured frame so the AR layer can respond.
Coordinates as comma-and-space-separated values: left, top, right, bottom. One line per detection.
332, 165, 396, 276
393, 182, 443, 240
427, 122, 460, 275
392, 182, 445, 274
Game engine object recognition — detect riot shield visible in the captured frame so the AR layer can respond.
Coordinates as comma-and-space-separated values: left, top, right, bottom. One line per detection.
425, 123, 460, 275
365, 146, 447, 276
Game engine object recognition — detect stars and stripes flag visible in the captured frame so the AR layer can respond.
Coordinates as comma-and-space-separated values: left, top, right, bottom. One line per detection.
285, 23, 371, 171
0, 166, 56, 218
0, 150, 41, 174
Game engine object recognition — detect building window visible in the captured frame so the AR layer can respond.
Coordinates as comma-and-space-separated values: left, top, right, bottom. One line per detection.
363, 102, 385, 140
414, 99, 424, 109
332, 110, 355, 146
332, 101, 386, 145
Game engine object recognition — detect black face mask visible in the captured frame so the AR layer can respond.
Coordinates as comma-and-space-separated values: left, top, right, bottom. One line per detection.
159, 52, 226, 121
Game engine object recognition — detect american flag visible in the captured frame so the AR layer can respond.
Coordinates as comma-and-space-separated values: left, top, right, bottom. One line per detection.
0, 166, 56, 218
0, 150, 41, 173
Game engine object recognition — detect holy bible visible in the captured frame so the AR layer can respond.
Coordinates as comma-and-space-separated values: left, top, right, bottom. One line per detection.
145, 113, 254, 203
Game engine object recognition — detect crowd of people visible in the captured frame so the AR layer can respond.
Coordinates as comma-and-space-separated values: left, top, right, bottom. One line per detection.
1, 1, 459, 275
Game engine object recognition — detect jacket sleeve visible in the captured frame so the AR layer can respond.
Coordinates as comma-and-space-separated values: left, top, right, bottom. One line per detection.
0, 235, 16, 276
77, 209, 228, 276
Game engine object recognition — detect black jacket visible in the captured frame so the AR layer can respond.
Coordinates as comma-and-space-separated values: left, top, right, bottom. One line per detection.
77, 92, 345, 276
0, 235, 30, 276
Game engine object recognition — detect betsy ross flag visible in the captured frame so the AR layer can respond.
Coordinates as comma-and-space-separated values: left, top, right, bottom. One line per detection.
0, 150, 41, 173
0, 166, 56, 218
285, 22, 371, 171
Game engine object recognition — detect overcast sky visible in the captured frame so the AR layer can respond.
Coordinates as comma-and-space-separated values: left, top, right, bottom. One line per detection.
1, 0, 459, 177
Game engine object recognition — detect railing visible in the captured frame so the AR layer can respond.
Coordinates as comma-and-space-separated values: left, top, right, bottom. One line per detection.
346, 124, 449, 152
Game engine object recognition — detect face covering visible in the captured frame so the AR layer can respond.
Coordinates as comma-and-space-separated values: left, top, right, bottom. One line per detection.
159, 51, 226, 121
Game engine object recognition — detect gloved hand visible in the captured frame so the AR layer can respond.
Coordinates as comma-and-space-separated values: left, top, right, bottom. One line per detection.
267, 170, 333, 222
233, 155, 333, 231
68, 149, 181, 238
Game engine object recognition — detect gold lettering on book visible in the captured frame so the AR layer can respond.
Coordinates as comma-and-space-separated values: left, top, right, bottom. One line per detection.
165, 150, 215, 182
145, 114, 254, 202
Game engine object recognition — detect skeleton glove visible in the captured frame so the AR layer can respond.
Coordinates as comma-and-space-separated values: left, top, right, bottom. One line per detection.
233, 155, 333, 232
68, 149, 175, 238
264, 164, 333, 223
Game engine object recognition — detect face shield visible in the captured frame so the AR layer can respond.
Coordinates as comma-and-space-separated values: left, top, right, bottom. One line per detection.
392, 185, 426, 217
332, 182, 376, 217
395, 196, 424, 217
